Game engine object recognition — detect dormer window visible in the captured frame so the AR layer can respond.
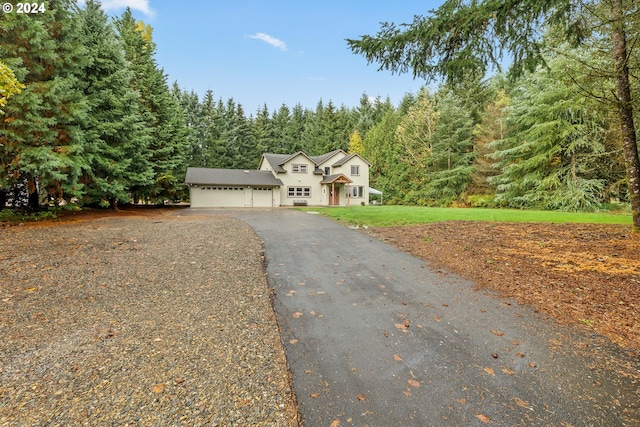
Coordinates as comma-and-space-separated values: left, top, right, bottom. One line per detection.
292, 164, 308, 173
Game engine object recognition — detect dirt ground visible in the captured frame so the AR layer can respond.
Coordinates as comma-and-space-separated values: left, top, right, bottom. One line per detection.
6, 207, 639, 353
367, 221, 640, 353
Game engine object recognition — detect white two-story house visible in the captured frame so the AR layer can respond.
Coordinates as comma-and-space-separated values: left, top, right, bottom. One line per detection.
185, 149, 371, 208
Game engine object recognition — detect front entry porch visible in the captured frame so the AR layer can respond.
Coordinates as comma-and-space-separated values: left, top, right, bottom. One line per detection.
321, 173, 353, 206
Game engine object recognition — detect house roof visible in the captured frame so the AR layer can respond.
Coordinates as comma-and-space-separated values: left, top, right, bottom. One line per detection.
262, 149, 362, 172
320, 173, 353, 184
310, 149, 345, 165
331, 152, 371, 167
185, 168, 283, 187
261, 151, 316, 172
261, 153, 289, 172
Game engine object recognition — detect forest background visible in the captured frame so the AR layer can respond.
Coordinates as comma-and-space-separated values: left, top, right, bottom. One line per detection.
0, 0, 637, 212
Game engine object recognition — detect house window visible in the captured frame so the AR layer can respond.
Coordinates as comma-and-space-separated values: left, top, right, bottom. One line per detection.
350, 165, 360, 176
351, 186, 364, 198
324, 167, 331, 175
288, 187, 311, 197
292, 164, 308, 173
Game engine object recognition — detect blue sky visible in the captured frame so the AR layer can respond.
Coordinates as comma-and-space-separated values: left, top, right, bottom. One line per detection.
98, 0, 444, 112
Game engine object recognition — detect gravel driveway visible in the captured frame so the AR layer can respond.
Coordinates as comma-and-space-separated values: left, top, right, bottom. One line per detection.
0, 214, 299, 426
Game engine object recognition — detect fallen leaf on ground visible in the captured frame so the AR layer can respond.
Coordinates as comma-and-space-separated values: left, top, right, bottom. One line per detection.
491, 330, 505, 336
483, 367, 496, 376
152, 383, 165, 393
395, 323, 408, 332
502, 367, 515, 375
357, 394, 366, 401
330, 419, 341, 427
407, 379, 420, 387
292, 312, 303, 318
393, 354, 403, 361
310, 393, 319, 398
476, 413, 491, 423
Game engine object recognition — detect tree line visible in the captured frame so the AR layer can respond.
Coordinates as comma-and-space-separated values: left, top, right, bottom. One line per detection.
1, 0, 187, 210
1, 0, 636, 217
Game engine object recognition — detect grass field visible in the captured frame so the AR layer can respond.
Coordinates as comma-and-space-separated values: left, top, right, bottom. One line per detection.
303, 206, 633, 227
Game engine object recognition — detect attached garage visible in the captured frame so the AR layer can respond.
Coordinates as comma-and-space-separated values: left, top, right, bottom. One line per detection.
185, 168, 283, 208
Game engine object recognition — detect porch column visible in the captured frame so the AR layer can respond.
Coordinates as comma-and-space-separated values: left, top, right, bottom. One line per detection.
347, 183, 350, 206
331, 182, 335, 206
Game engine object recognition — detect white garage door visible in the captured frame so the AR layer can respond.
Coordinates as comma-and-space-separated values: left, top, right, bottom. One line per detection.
251, 187, 273, 207
190, 186, 245, 208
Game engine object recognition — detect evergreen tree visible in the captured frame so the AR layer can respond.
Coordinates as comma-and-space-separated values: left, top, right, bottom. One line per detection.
469, 83, 510, 197
424, 88, 476, 204
172, 85, 204, 168
78, 0, 152, 209
271, 104, 295, 152
0, 0, 89, 210
347, 0, 640, 229
490, 52, 608, 211
252, 104, 273, 154
362, 108, 405, 204
287, 104, 307, 153
114, 9, 188, 203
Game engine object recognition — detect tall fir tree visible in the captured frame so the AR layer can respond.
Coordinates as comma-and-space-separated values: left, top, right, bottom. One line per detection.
78, 0, 153, 209
424, 88, 476, 205
0, 0, 89, 210
114, 9, 188, 203
490, 52, 608, 211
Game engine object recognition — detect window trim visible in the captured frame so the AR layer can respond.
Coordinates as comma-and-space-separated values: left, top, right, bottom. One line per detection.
292, 164, 308, 173
287, 186, 311, 198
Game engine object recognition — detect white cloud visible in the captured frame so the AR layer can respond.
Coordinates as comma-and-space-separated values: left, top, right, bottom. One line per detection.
101, 0, 154, 16
248, 33, 287, 52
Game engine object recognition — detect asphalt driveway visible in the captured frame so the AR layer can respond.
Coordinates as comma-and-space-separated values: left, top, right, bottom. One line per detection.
197, 209, 639, 426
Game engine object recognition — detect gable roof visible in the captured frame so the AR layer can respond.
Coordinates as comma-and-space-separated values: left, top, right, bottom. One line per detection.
261, 151, 316, 172
320, 173, 353, 184
310, 149, 346, 165
331, 152, 371, 167
185, 168, 283, 187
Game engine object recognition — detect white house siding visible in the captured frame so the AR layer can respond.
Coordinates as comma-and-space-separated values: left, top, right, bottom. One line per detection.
334, 157, 370, 206
278, 153, 323, 206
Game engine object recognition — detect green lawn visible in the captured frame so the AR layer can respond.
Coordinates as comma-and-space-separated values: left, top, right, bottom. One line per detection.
303, 206, 632, 227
